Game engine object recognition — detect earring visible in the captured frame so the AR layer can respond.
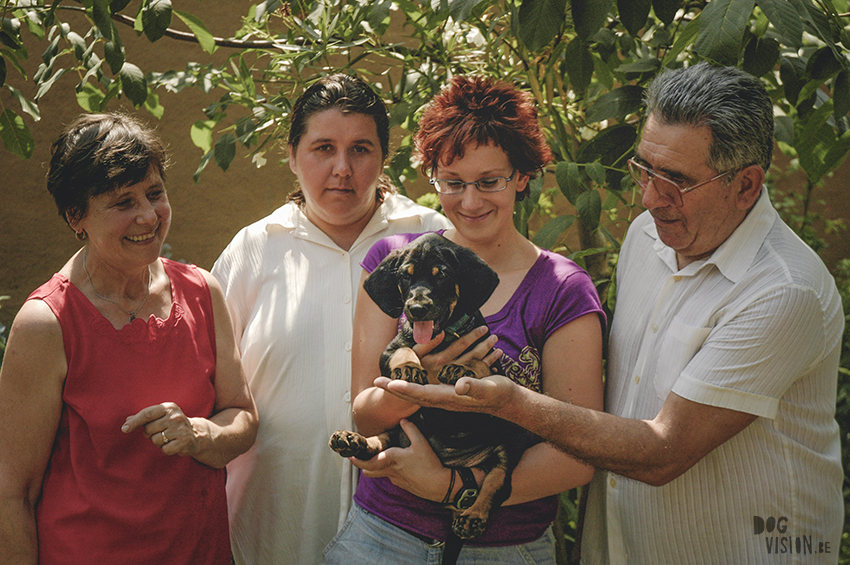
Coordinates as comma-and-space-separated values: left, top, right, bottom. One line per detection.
75, 230, 87, 241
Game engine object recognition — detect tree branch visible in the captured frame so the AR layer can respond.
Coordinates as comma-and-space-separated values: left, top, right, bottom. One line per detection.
59, 5, 297, 49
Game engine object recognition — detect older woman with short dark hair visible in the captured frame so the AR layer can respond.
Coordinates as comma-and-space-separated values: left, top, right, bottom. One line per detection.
0, 112, 258, 564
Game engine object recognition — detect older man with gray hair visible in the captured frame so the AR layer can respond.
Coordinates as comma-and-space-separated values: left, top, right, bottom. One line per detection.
376, 62, 844, 564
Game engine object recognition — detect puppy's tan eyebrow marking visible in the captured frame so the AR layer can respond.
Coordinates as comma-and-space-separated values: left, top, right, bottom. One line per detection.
406, 264, 415, 275
433, 266, 439, 276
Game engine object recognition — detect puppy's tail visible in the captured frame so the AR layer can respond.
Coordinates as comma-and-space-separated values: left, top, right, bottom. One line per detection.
441, 533, 464, 565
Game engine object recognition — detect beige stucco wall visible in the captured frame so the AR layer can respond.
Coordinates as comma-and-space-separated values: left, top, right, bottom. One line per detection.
1, 2, 848, 332
1, 2, 300, 328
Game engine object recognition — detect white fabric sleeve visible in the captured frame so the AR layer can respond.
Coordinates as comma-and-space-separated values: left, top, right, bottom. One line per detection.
672, 283, 828, 418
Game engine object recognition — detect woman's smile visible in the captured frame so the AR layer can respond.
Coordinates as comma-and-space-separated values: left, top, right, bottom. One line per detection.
127, 228, 159, 243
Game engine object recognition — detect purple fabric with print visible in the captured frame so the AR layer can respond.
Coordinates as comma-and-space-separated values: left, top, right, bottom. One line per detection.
354, 231, 605, 545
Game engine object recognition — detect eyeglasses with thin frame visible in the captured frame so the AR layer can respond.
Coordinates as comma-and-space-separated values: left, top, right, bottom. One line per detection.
429, 169, 516, 195
627, 158, 738, 207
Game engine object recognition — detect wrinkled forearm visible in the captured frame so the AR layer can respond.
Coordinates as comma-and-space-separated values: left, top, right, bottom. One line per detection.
499, 385, 677, 486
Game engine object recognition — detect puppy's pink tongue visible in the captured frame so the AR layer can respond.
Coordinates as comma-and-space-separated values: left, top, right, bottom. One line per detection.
413, 321, 434, 344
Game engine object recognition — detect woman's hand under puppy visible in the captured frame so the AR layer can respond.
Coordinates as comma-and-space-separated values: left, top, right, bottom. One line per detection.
122, 402, 206, 457
349, 419, 454, 502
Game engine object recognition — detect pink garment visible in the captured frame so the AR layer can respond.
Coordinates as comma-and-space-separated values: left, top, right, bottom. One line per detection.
31, 259, 231, 565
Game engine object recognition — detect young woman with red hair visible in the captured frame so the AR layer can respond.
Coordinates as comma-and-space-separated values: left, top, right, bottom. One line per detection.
325, 76, 606, 564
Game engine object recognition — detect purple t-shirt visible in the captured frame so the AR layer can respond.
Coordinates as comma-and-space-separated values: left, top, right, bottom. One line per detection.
354, 232, 605, 545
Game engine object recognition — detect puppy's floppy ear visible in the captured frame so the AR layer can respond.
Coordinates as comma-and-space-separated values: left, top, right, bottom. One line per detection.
364, 249, 407, 317
447, 244, 500, 314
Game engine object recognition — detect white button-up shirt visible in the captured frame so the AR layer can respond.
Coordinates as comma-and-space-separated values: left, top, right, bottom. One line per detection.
213, 193, 451, 565
582, 189, 844, 564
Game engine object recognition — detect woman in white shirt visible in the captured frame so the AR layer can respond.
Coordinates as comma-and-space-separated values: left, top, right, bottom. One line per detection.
212, 74, 451, 565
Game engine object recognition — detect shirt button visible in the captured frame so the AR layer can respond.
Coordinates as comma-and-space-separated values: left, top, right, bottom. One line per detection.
650, 324, 658, 333
344, 294, 352, 304
673, 275, 682, 282
634, 376, 640, 385
345, 342, 352, 352
610, 477, 617, 488
343, 391, 351, 403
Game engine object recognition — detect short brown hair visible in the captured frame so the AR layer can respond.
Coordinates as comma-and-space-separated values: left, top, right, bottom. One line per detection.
48, 112, 169, 227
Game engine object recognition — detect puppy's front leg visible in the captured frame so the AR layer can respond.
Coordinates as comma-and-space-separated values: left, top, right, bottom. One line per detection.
329, 430, 392, 460
438, 359, 492, 384
387, 347, 429, 385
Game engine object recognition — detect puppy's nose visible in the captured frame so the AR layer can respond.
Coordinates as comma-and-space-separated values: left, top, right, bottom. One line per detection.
407, 302, 429, 319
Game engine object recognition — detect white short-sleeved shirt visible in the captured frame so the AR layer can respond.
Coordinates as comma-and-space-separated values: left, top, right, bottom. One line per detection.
212, 193, 451, 565
581, 189, 844, 564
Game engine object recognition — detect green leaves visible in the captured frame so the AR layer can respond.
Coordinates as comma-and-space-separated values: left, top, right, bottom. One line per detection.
142, 0, 173, 43
572, 0, 614, 41
554, 161, 604, 232
91, 0, 114, 42
6, 85, 40, 121
191, 120, 217, 154
563, 38, 594, 93
742, 36, 779, 77
174, 11, 216, 54
0, 109, 33, 159
448, 0, 489, 21
119, 62, 147, 107
651, 0, 680, 26
1, 0, 849, 276
576, 188, 602, 230
795, 99, 850, 184
618, 0, 651, 37
518, 0, 567, 51
533, 215, 575, 249
695, 0, 755, 65
585, 85, 644, 123
76, 81, 106, 112
556, 161, 583, 204
104, 31, 125, 74
576, 124, 637, 167
214, 133, 237, 171
835, 70, 850, 121
757, 0, 803, 48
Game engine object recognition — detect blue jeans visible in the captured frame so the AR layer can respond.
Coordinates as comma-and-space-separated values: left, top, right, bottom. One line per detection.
324, 503, 557, 565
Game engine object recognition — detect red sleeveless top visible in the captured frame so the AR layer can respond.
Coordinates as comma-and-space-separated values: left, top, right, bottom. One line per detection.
31, 259, 231, 564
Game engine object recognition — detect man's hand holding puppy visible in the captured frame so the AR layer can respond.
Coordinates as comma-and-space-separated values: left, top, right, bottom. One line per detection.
375, 373, 515, 417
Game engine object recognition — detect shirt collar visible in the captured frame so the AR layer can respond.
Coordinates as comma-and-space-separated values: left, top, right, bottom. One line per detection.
261, 192, 433, 250
643, 187, 776, 281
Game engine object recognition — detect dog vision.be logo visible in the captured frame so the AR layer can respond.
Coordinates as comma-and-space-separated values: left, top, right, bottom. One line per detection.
753, 516, 832, 556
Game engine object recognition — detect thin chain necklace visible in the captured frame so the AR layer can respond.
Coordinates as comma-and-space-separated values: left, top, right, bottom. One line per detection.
83, 249, 152, 323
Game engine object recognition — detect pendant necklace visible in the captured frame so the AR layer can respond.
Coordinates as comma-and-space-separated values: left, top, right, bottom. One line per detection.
83, 249, 152, 323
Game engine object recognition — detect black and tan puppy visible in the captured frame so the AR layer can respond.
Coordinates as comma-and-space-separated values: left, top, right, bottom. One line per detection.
329, 233, 537, 554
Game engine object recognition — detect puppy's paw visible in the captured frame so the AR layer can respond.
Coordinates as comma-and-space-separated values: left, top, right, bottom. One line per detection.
329, 430, 370, 459
438, 364, 477, 385
391, 364, 429, 385
451, 513, 487, 540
